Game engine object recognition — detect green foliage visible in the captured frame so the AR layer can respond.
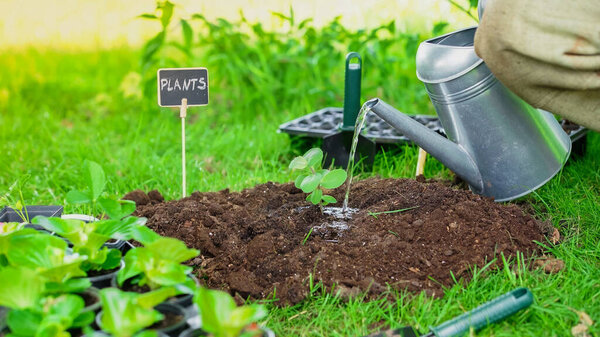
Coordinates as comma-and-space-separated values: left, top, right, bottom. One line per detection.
289, 148, 347, 208
4, 231, 87, 283
117, 236, 199, 290
194, 287, 267, 337
0, 267, 93, 337
98, 287, 175, 337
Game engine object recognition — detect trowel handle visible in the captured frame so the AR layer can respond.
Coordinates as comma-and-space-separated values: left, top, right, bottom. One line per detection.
430, 288, 533, 337
342, 52, 362, 131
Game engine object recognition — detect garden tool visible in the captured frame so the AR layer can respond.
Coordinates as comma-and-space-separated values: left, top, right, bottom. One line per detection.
364, 26, 571, 202
322, 52, 375, 168
367, 288, 533, 337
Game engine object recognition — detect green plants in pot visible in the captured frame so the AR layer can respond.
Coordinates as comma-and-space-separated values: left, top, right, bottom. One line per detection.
95, 287, 186, 337
179, 287, 271, 337
0, 267, 95, 337
114, 236, 200, 308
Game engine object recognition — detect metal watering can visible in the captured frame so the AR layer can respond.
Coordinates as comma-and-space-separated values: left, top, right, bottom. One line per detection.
366, 26, 571, 201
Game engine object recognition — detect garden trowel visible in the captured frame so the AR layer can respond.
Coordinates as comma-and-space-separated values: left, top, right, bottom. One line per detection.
366, 288, 533, 337
322, 52, 375, 168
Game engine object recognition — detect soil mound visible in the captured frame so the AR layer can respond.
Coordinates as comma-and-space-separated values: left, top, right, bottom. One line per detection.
128, 178, 546, 305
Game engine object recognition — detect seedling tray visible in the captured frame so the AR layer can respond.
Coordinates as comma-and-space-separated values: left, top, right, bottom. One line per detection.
278, 107, 444, 144
278, 107, 589, 154
0, 205, 63, 222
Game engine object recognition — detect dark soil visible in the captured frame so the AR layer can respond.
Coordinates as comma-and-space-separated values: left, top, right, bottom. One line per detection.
126, 178, 548, 306
149, 311, 184, 330
85, 266, 118, 277
79, 290, 99, 308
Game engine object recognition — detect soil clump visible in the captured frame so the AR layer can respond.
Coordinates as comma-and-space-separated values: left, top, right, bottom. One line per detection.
127, 178, 546, 305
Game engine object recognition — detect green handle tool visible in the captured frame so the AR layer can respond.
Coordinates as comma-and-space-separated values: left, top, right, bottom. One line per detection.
427, 287, 533, 337
366, 288, 533, 337
342, 52, 362, 131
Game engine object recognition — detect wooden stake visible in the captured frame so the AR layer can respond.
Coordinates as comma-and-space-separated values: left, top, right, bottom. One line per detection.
180, 98, 188, 198
415, 147, 427, 177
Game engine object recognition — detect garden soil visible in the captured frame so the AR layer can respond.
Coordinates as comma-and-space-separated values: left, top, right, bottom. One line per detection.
125, 178, 550, 306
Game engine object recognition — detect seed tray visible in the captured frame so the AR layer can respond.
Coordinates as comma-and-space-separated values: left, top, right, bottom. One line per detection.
278, 107, 590, 152
0, 205, 63, 222
278, 107, 445, 144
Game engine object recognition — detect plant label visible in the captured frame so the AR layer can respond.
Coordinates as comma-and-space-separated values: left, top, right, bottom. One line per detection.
157, 68, 209, 107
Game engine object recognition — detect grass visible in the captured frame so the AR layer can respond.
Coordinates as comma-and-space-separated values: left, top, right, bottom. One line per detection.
1, 16, 599, 337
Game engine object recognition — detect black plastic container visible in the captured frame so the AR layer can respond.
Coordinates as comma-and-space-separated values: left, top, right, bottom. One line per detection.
111, 274, 199, 308
0, 205, 63, 223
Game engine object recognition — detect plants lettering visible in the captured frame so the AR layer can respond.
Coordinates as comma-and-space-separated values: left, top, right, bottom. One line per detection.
160, 77, 207, 92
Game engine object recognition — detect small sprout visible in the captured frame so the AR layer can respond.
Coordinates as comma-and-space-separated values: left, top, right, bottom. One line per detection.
368, 206, 419, 219
289, 148, 347, 211
388, 230, 399, 237
302, 227, 314, 245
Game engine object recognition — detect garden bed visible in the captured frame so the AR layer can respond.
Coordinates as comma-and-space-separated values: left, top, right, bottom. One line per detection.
126, 178, 549, 306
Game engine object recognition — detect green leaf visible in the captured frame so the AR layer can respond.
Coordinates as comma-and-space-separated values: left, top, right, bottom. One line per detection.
136, 287, 176, 308
0, 267, 45, 309
194, 288, 236, 335
142, 31, 165, 65
159, 1, 174, 28
99, 288, 163, 337
289, 156, 308, 170
130, 225, 160, 245
308, 189, 323, 205
320, 169, 347, 189
98, 198, 136, 220
134, 331, 159, 337
294, 174, 308, 189
321, 195, 337, 205
138, 13, 158, 20
117, 248, 146, 286
84, 160, 106, 201
66, 189, 92, 205
147, 237, 199, 263
432, 21, 449, 36
72, 310, 95, 328
32, 216, 82, 237
7, 309, 42, 335
45, 278, 92, 294
99, 248, 122, 270
228, 304, 267, 333
181, 19, 193, 48
299, 173, 322, 193
304, 148, 323, 168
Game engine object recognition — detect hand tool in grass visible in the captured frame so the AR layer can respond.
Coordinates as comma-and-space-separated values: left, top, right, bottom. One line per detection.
367, 287, 533, 337
322, 52, 375, 168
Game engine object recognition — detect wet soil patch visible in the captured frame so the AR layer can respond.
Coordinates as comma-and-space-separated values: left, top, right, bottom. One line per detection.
127, 178, 546, 305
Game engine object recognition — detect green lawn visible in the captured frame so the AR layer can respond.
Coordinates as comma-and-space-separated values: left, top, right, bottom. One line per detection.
1, 42, 598, 336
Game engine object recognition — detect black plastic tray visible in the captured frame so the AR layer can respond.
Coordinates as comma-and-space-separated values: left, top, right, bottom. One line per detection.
278, 107, 445, 144
278, 107, 589, 155
0, 205, 63, 223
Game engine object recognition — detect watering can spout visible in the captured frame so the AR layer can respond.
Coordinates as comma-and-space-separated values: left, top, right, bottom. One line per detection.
365, 98, 484, 193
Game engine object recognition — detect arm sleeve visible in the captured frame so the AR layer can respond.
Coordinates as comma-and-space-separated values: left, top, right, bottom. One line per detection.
474, 0, 600, 131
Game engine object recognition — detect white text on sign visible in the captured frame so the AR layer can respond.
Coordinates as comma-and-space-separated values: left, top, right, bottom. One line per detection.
160, 78, 207, 92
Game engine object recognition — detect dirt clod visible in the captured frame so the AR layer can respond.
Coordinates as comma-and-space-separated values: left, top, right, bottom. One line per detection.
132, 178, 545, 305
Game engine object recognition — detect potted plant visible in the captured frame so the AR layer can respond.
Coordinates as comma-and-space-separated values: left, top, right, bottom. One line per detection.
179, 287, 273, 337
0, 267, 95, 336
114, 236, 200, 307
95, 287, 187, 337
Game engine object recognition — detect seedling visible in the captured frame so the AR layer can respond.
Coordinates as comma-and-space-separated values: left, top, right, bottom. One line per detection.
367, 206, 419, 219
98, 287, 175, 337
289, 148, 347, 211
302, 227, 314, 245
0, 267, 95, 336
194, 287, 267, 337
33, 215, 149, 273
117, 236, 199, 291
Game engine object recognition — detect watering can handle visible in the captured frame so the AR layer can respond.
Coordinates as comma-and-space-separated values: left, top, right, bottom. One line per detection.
342, 52, 362, 131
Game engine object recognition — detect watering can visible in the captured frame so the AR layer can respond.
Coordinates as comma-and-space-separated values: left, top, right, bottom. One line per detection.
365, 26, 571, 202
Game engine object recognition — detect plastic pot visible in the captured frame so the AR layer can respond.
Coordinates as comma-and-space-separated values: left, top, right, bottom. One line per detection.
79, 287, 101, 314
84, 260, 124, 289
96, 303, 188, 337
111, 273, 199, 308
0, 205, 63, 223
178, 326, 275, 337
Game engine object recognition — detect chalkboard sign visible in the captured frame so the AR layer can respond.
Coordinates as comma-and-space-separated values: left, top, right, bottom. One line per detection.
157, 68, 209, 107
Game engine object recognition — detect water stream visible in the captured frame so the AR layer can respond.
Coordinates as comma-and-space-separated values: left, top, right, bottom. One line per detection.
342, 103, 372, 211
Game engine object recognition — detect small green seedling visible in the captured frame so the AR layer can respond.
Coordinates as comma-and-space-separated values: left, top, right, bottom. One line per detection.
302, 227, 314, 245
117, 236, 199, 291
98, 287, 175, 337
194, 287, 267, 337
367, 206, 419, 219
0, 267, 95, 336
289, 148, 347, 211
